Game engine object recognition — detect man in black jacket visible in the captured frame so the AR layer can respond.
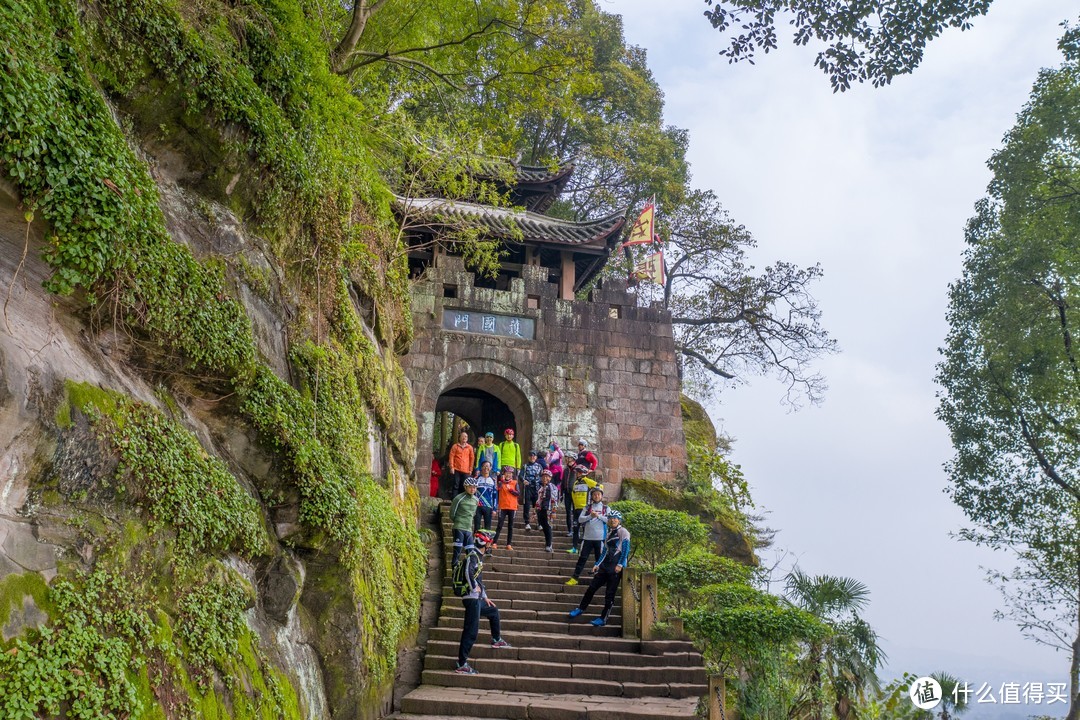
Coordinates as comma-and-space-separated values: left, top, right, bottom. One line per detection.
455, 530, 512, 674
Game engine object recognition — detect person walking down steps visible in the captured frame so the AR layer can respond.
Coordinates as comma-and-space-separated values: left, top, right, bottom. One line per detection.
568, 509, 631, 627
453, 530, 512, 674
567, 460, 598, 552
449, 476, 479, 567
566, 485, 608, 586
534, 469, 559, 552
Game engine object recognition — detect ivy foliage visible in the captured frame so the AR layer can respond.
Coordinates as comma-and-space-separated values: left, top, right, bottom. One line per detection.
0, 0, 256, 375
0, 566, 152, 719
0, 540, 294, 720
67, 382, 267, 561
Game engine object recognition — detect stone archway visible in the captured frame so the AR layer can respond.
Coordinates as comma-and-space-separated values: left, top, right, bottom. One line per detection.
416, 358, 550, 494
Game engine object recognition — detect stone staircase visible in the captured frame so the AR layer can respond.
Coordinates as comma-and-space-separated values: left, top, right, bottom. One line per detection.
394, 506, 707, 720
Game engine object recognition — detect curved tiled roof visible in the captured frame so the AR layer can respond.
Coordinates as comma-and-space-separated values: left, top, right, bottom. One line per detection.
394, 196, 626, 249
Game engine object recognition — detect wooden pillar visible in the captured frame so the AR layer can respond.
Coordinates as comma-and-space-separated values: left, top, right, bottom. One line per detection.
621, 569, 639, 639
709, 676, 728, 720
640, 572, 658, 640
559, 252, 576, 300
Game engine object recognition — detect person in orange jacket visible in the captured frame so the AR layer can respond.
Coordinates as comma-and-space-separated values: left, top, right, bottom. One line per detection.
448, 431, 475, 495
492, 465, 520, 550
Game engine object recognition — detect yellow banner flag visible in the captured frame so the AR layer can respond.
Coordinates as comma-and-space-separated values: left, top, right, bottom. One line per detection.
632, 250, 665, 285
624, 204, 655, 246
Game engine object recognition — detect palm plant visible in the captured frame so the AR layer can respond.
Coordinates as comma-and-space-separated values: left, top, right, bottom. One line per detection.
785, 568, 886, 720
929, 672, 969, 720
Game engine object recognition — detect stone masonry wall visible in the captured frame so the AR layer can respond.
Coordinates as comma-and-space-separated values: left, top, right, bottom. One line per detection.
402, 255, 687, 499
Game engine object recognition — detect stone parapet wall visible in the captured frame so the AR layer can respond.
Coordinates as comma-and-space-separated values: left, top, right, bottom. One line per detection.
403, 255, 686, 498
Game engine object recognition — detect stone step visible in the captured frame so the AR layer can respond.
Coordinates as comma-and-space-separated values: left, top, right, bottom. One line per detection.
425, 628, 697, 656
447, 578, 621, 596
444, 548, 598, 564
461, 587, 603, 604
400, 686, 700, 720
423, 654, 707, 685
440, 604, 622, 624
441, 585, 597, 604
440, 595, 619, 615
461, 571, 604, 588
424, 640, 703, 668
420, 669, 706, 699
437, 615, 623, 637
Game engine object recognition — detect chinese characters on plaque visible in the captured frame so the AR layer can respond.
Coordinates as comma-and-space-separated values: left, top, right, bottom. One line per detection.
442, 310, 535, 340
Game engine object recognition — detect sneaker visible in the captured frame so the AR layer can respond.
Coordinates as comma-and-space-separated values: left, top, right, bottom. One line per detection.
491, 639, 512, 649
491, 543, 498, 550
566, 531, 572, 537
565, 577, 578, 586
525, 523, 532, 530
567, 547, 578, 554
591, 617, 606, 627
568, 608, 583, 618
455, 663, 479, 675
506, 545, 514, 551
545, 546, 553, 553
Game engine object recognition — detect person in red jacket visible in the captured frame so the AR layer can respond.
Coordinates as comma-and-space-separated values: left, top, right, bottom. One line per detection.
492, 465, 520, 550
575, 439, 598, 472
430, 457, 442, 498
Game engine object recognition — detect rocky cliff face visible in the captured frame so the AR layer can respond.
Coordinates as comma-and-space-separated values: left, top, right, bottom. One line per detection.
0, 2, 428, 717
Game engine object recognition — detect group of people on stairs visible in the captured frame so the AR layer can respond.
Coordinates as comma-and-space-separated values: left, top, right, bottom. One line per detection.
448, 458, 632, 675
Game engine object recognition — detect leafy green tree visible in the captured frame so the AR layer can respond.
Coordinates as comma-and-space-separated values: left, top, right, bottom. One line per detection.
936, 28, 1080, 718
701, 0, 993, 91
610, 503, 710, 569
684, 581, 825, 681
656, 547, 751, 613
785, 569, 885, 720
341, 1, 836, 405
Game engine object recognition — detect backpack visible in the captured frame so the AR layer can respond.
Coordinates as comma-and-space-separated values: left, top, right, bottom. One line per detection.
452, 552, 478, 597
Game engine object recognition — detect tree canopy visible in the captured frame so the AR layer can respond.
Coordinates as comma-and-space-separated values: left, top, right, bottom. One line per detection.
702, 0, 993, 91
936, 26, 1080, 717
333, 0, 836, 405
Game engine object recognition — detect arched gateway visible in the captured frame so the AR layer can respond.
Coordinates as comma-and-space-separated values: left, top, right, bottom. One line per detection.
396, 159, 687, 498
417, 359, 550, 479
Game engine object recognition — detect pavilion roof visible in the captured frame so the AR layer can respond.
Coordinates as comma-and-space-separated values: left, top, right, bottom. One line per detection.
394, 195, 627, 252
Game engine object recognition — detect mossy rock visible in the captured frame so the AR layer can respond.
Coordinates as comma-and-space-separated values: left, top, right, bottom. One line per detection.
680, 395, 717, 450
0, 572, 51, 641
622, 476, 755, 566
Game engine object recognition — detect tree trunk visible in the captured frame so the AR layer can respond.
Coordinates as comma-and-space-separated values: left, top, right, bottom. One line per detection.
1068, 559, 1080, 720
809, 643, 823, 720
331, 2, 380, 73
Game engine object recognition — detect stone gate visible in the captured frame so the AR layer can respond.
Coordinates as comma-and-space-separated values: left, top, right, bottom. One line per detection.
396, 158, 687, 497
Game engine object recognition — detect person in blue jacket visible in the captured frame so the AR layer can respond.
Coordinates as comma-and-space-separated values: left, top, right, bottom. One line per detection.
472, 460, 498, 532
567, 509, 631, 627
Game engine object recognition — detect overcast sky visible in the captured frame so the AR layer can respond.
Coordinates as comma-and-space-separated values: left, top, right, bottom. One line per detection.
614, 0, 1077, 714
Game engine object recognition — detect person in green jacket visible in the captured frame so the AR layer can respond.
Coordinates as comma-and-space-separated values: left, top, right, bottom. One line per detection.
450, 477, 479, 566
498, 428, 522, 476
475, 431, 500, 473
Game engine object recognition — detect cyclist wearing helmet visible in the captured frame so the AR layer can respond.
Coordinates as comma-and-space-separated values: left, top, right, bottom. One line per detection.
567, 461, 599, 551
456, 530, 512, 674
450, 477, 479, 566
568, 509, 631, 627
566, 485, 608, 586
